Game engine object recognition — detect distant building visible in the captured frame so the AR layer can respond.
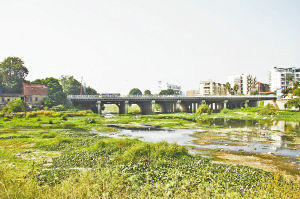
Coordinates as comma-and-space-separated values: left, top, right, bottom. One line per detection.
186, 90, 200, 96
256, 82, 270, 94
199, 81, 227, 96
227, 73, 256, 95
23, 83, 48, 106
158, 81, 182, 95
0, 93, 22, 108
269, 67, 300, 92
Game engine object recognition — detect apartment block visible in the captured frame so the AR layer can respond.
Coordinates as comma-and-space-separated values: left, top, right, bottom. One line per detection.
269, 67, 300, 91
199, 81, 227, 96
227, 73, 257, 95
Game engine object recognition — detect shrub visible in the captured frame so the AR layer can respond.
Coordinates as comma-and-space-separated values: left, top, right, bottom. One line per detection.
258, 104, 276, 115
196, 104, 212, 115
50, 105, 66, 112
1, 98, 25, 113
220, 108, 229, 114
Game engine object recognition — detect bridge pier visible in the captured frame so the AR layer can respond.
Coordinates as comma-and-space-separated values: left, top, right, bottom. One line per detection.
119, 101, 128, 114
138, 102, 153, 115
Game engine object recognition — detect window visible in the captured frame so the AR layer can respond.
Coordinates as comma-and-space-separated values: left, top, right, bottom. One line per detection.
35, 97, 38, 102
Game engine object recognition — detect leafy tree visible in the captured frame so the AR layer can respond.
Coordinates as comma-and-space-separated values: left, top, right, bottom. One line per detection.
225, 82, 231, 94
144, 89, 152, 96
281, 88, 292, 98
32, 77, 66, 107
233, 84, 239, 95
85, 86, 98, 95
60, 75, 82, 95
286, 75, 294, 88
285, 98, 300, 111
292, 88, 300, 96
159, 89, 176, 95
129, 88, 142, 96
0, 57, 29, 93
1, 98, 26, 113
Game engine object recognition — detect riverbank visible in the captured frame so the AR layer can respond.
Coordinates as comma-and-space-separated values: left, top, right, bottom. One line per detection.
0, 110, 299, 198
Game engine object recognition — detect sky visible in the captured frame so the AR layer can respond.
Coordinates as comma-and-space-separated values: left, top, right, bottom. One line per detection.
0, 0, 299, 94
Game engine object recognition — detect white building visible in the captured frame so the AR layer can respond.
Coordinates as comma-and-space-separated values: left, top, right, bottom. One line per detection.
227, 73, 257, 95
157, 81, 183, 95
199, 80, 227, 96
269, 67, 300, 92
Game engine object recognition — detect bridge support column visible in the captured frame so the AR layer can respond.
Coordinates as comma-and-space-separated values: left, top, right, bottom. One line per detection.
119, 101, 128, 114
245, 100, 249, 108
176, 100, 181, 112
224, 100, 228, 109
139, 102, 153, 115
96, 101, 102, 115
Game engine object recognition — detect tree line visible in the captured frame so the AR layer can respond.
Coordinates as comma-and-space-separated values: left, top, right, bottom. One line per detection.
0, 57, 97, 108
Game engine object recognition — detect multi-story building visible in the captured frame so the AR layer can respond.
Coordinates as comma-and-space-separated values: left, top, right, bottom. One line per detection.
269, 67, 300, 91
199, 81, 227, 96
186, 90, 200, 96
227, 73, 257, 95
158, 81, 183, 95
256, 82, 270, 94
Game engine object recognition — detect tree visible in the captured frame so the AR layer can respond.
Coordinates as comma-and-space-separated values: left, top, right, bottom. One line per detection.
159, 89, 176, 95
0, 57, 29, 93
1, 98, 26, 113
292, 88, 300, 97
233, 84, 239, 95
225, 82, 231, 94
281, 88, 292, 98
285, 98, 300, 111
32, 77, 66, 107
85, 86, 98, 95
129, 88, 142, 96
60, 75, 82, 95
286, 75, 294, 88
144, 89, 152, 96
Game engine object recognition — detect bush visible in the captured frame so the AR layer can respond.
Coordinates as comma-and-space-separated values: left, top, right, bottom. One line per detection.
50, 105, 66, 111
258, 104, 276, 115
220, 108, 229, 114
1, 98, 25, 113
196, 104, 212, 115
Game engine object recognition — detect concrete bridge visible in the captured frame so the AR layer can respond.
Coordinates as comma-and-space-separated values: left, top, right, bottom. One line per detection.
67, 95, 277, 115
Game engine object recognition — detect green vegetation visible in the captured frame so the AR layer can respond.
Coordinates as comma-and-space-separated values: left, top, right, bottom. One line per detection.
144, 89, 152, 95
0, 57, 29, 93
129, 88, 142, 96
196, 104, 212, 115
159, 88, 177, 95
0, 110, 299, 198
1, 98, 26, 113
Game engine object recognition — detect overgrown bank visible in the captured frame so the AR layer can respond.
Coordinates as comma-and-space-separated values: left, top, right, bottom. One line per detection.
0, 110, 299, 198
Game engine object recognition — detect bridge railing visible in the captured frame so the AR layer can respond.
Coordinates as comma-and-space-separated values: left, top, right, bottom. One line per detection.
67, 94, 276, 100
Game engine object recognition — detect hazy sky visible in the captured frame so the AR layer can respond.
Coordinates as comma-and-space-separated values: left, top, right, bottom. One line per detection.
0, 0, 299, 94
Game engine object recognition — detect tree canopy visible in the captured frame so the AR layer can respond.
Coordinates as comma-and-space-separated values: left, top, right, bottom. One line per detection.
159, 89, 176, 95
0, 57, 29, 93
129, 88, 142, 96
60, 75, 82, 95
144, 89, 152, 96
32, 77, 66, 107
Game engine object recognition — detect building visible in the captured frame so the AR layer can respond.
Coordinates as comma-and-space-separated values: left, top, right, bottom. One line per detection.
227, 73, 257, 95
186, 90, 200, 96
269, 67, 300, 92
0, 93, 23, 108
23, 83, 48, 106
199, 81, 228, 96
256, 82, 270, 94
157, 81, 182, 95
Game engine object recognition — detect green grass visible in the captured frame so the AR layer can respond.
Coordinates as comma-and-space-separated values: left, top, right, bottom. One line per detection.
0, 110, 300, 198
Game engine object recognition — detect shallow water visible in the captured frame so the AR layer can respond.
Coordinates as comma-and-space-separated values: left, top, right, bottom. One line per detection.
99, 119, 300, 175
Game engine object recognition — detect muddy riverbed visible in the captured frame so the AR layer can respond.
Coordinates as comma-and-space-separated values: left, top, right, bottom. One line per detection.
99, 119, 300, 177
